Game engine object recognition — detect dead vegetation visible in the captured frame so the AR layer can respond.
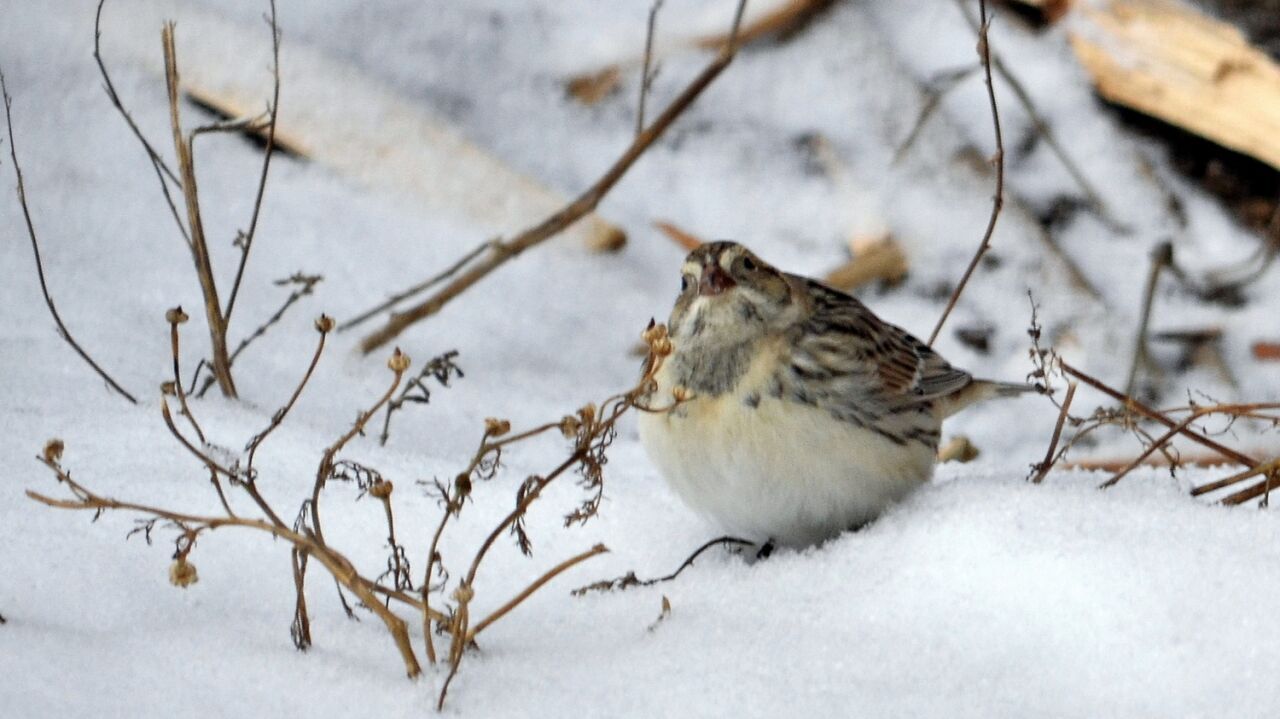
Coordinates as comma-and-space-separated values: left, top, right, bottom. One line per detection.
28, 311, 681, 710
7, 0, 1280, 712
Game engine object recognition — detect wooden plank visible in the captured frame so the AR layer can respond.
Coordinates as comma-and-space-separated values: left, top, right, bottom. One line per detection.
1069, 0, 1280, 170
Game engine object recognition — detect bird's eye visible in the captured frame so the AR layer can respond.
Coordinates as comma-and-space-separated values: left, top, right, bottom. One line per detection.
742, 256, 757, 271
681, 275, 690, 292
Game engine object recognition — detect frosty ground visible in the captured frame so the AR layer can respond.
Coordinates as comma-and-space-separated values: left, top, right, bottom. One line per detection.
2, 1, 1279, 716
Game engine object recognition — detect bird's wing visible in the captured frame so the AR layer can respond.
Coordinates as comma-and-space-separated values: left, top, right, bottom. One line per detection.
779, 277, 970, 442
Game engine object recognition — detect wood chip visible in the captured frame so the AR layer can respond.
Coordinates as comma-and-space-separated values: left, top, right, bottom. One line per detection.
1253, 341, 1280, 361
823, 234, 908, 291
938, 435, 980, 463
653, 220, 705, 252
1069, 0, 1280, 170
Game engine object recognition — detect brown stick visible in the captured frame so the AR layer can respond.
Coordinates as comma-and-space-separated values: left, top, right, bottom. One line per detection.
467, 544, 608, 639
1098, 411, 1198, 489
929, 0, 1004, 347
1124, 242, 1171, 397
167, 308, 206, 445
1, 70, 139, 405
635, 0, 664, 137
1057, 359, 1258, 468
94, 0, 189, 245
359, 0, 750, 354
954, 0, 1117, 230
1218, 461, 1280, 506
1191, 459, 1280, 498
162, 25, 237, 398
222, 0, 281, 325
1030, 380, 1076, 484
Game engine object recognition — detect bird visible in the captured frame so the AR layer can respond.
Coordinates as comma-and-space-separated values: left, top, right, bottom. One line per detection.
636, 241, 1037, 549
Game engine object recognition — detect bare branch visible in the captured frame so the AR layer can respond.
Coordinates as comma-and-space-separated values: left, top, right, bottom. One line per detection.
1029, 380, 1076, 484
359, 0, 751, 353
929, 0, 1004, 346
94, 0, 190, 245
1, 69, 138, 404
162, 24, 237, 398
636, 0, 665, 137
223, 0, 282, 325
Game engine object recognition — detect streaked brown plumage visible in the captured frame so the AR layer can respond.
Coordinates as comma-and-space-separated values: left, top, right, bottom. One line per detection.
638, 241, 1035, 547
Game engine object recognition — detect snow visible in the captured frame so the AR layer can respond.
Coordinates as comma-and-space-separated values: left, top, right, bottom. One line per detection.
2, 0, 1278, 716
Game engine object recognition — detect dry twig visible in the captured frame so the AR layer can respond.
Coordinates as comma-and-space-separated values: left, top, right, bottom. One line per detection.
1, 69, 138, 404
357, 0, 751, 353
929, 0, 1004, 346
1029, 380, 1076, 483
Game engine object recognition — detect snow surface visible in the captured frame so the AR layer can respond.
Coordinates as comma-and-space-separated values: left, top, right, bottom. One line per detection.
2, 0, 1278, 716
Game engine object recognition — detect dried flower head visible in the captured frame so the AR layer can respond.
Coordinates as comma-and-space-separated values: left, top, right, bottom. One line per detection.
484, 417, 511, 437
559, 414, 581, 439
168, 558, 199, 588
42, 438, 65, 464
454, 473, 472, 498
641, 322, 673, 356
369, 480, 394, 499
165, 306, 189, 325
452, 584, 474, 603
641, 321, 667, 344
578, 403, 597, 428
314, 314, 335, 333
387, 348, 411, 373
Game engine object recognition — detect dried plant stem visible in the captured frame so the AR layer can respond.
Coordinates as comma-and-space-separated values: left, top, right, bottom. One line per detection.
951, 0, 1117, 230
929, 0, 1003, 347
1058, 360, 1258, 469
467, 543, 608, 640
1191, 459, 1280, 498
222, 0, 281, 325
1098, 411, 1199, 489
94, 0, 189, 244
573, 536, 754, 595
168, 311, 207, 445
2, 71, 139, 405
358, 0, 750, 353
1219, 463, 1280, 506
636, 0, 665, 136
1030, 380, 1076, 484
28, 463, 425, 677
1124, 242, 1172, 397
340, 240, 494, 332
162, 25, 237, 398
308, 357, 406, 545
245, 318, 330, 472
197, 273, 323, 398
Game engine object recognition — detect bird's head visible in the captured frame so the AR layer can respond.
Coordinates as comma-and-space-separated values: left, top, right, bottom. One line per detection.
668, 241, 794, 346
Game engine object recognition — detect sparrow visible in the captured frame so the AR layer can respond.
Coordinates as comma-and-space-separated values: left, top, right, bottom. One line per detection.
637, 241, 1035, 548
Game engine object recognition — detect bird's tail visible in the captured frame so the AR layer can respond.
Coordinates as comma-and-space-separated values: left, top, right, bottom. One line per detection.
940, 378, 1042, 418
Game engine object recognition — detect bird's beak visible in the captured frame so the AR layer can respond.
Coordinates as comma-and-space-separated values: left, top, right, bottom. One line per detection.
699, 264, 736, 297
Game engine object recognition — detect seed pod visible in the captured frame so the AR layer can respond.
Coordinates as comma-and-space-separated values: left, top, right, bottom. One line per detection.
165, 306, 189, 324
387, 348, 411, 373
559, 415, 581, 439
369, 480, 394, 499
169, 558, 199, 588
314, 314, 335, 333
42, 438, 65, 464
484, 417, 511, 437
454, 473, 472, 498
